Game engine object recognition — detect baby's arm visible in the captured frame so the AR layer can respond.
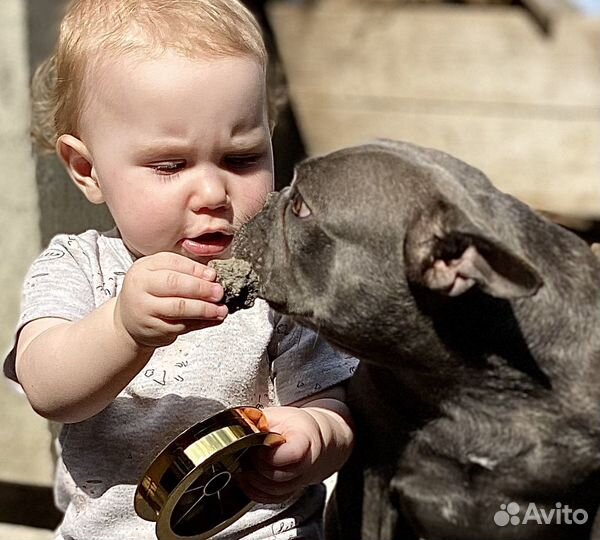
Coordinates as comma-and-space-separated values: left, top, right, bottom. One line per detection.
15, 252, 226, 423
242, 385, 355, 504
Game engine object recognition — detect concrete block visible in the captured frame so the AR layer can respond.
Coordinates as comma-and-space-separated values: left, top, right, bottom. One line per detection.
0, 0, 54, 490
0, 381, 54, 486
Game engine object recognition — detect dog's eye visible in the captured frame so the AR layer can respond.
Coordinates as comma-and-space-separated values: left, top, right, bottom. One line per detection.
290, 192, 312, 218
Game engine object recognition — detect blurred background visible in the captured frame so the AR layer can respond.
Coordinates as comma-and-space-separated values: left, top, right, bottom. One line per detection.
1, 0, 598, 537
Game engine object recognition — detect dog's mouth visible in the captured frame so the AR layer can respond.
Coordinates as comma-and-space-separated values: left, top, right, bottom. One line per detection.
254, 274, 316, 320
261, 288, 318, 323
269, 300, 313, 319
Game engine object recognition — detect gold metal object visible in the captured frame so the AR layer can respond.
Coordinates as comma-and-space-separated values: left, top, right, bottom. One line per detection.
134, 406, 284, 540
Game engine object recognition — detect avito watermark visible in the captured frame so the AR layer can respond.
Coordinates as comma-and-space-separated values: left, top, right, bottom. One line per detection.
494, 502, 588, 527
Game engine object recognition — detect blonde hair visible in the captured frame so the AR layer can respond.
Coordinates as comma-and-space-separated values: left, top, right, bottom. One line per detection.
31, 0, 272, 154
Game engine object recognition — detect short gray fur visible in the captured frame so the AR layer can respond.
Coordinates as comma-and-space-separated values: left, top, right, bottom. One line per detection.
235, 139, 600, 540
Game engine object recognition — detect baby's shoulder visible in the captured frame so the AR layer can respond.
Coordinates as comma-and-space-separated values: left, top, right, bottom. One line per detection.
43, 228, 115, 253
34, 230, 98, 264
33, 228, 128, 274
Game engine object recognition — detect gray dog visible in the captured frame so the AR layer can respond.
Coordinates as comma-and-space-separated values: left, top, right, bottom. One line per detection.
234, 139, 600, 540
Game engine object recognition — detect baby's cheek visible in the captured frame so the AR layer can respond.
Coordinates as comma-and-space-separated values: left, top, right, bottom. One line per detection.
236, 176, 272, 221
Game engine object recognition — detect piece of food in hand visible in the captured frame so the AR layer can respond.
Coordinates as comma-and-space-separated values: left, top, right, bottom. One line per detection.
208, 258, 260, 313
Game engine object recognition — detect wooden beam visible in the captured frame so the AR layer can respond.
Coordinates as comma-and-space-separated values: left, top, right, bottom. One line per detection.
521, 0, 576, 33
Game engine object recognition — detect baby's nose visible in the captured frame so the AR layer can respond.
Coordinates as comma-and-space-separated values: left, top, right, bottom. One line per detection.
189, 171, 230, 212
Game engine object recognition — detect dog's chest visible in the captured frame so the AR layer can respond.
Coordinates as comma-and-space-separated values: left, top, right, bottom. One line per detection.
349, 360, 600, 539
386, 402, 600, 540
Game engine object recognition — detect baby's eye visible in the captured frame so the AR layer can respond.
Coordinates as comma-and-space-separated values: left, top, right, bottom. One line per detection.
150, 160, 186, 175
223, 154, 262, 171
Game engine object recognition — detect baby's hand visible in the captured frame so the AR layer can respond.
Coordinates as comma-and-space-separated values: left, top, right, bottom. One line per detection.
241, 405, 352, 504
114, 252, 227, 348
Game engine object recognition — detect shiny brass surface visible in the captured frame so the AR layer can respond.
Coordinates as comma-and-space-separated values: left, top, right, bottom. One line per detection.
134, 407, 284, 540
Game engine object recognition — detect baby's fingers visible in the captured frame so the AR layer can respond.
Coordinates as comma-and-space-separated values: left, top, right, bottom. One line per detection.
257, 434, 312, 469
145, 252, 216, 279
150, 269, 224, 302
250, 439, 312, 484
252, 458, 305, 483
153, 297, 228, 321
150, 318, 224, 337
239, 471, 302, 504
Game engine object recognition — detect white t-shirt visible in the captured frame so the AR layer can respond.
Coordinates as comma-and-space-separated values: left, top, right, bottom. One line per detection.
4, 229, 358, 540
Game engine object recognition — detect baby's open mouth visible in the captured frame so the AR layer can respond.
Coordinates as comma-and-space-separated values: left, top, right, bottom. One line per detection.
182, 232, 233, 257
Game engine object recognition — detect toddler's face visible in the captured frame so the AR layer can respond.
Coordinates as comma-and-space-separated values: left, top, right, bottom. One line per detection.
78, 51, 273, 262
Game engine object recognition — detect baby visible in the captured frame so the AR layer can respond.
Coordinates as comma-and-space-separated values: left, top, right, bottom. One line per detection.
4, 1, 357, 538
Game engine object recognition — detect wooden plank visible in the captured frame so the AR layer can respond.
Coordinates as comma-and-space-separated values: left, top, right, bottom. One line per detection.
521, 0, 575, 32
268, 1, 600, 217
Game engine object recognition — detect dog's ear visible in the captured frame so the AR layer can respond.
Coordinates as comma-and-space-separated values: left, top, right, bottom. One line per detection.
405, 200, 543, 299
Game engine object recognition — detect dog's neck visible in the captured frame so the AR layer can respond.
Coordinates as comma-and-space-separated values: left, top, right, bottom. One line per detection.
355, 269, 600, 414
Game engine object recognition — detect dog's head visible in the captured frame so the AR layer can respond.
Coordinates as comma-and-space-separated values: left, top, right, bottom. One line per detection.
235, 140, 544, 362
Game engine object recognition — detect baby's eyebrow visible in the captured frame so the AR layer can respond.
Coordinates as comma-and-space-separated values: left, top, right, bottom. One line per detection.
131, 130, 270, 159
133, 141, 190, 159
228, 141, 268, 153
230, 124, 269, 142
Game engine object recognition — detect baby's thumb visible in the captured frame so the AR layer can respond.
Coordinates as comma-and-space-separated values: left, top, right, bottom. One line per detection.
263, 432, 310, 468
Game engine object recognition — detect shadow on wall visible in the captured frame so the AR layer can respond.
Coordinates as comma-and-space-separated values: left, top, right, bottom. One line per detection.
26, 0, 113, 247
26, 0, 305, 249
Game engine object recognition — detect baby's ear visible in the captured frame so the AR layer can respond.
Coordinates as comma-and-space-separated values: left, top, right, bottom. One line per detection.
56, 134, 104, 204
405, 199, 543, 299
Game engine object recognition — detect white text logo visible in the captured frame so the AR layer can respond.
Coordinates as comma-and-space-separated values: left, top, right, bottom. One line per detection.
493, 502, 588, 527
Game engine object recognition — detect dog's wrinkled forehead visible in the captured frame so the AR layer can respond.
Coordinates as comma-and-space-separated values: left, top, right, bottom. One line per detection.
290, 140, 495, 220
292, 143, 424, 206
288, 140, 465, 225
